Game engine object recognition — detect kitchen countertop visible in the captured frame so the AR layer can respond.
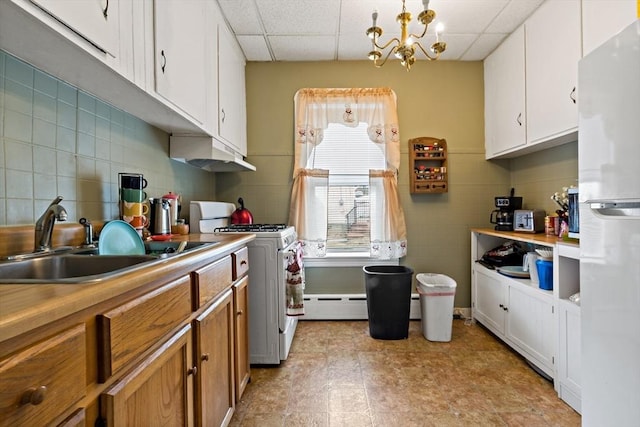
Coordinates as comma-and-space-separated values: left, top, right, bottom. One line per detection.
471, 227, 579, 248
0, 233, 255, 344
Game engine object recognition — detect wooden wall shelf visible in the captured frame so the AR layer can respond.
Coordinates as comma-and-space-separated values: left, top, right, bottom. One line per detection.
409, 137, 448, 193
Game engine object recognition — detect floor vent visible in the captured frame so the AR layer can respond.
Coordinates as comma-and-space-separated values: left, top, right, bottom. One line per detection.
300, 293, 423, 320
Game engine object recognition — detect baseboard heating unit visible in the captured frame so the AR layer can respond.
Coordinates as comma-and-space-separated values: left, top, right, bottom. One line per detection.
300, 293, 423, 320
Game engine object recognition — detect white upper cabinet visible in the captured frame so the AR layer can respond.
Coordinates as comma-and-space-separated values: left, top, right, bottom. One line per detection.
217, 23, 248, 156
582, 0, 638, 56
526, 0, 581, 146
484, 26, 526, 158
30, 0, 120, 57
484, 0, 636, 159
153, 0, 208, 125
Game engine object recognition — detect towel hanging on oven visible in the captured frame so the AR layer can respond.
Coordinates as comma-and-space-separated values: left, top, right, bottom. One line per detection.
286, 241, 305, 316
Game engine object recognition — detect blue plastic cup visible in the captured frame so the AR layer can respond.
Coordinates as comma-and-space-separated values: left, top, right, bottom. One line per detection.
536, 259, 553, 290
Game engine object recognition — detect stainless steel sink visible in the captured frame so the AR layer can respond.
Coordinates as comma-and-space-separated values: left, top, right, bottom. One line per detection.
70, 241, 215, 256
144, 241, 212, 255
0, 254, 157, 284
0, 241, 218, 284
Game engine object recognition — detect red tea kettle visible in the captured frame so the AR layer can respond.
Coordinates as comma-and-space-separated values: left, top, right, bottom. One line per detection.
231, 197, 254, 225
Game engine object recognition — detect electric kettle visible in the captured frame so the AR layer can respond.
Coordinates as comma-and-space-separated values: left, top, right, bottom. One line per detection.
148, 198, 171, 235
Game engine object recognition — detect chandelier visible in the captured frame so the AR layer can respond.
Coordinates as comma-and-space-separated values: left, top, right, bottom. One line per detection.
366, 0, 446, 71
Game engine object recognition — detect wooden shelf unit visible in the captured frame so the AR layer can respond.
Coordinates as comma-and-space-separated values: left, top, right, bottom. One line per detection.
409, 137, 448, 193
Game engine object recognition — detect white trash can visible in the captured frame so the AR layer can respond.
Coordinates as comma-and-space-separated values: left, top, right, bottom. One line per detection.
416, 273, 457, 342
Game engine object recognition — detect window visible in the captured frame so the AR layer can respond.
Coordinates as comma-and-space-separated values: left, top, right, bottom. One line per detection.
290, 88, 407, 260
307, 123, 386, 251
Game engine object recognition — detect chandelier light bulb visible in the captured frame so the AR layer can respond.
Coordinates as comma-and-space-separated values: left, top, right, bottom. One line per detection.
435, 22, 445, 41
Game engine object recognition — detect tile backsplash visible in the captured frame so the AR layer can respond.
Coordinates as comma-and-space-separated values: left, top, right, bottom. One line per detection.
0, 50, 215, 226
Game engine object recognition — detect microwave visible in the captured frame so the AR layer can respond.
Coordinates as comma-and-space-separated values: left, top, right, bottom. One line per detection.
567, 188, 579, 239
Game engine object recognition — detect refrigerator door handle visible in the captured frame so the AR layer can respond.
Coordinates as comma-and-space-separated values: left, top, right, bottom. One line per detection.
589, 201, 640, 217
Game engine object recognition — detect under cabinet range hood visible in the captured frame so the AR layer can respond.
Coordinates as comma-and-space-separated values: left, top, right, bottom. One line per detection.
170, 135, 256, 172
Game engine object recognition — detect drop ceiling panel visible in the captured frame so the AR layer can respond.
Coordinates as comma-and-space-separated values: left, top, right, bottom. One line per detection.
460, 33, 508, 60
256, 0, 341, 34
236, 35, 273, 61
217, 0, 263, 35
217, 0, 545, 62
269, 35, 337, 61
434, 0, 510, 34
485, 0, 544, 33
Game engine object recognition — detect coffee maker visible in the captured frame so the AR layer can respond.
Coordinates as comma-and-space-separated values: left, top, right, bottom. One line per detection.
490, 188, 523, 231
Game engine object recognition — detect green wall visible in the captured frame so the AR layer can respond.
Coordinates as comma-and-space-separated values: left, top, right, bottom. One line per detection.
218, 60, 578, 308
218, 60, 501, 307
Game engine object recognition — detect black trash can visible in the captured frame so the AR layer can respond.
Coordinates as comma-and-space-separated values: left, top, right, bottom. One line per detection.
363, 265, 414, 340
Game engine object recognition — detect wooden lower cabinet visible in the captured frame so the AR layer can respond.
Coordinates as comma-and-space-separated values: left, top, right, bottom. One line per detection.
100, 324, 195, 427
193, 289, 235, 427
0, 324, 86, 427
233, 276, 250, 400
57, 408, 86, 427
0, 243, 251, 427
97, 275, 192, 382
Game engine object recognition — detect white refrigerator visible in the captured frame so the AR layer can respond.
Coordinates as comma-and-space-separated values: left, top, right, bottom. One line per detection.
578, 20, 640, 426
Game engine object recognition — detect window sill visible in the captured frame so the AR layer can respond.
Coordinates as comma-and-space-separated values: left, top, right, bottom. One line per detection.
304, 252, 400, 268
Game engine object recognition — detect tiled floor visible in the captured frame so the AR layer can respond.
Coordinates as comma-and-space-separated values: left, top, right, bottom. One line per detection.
230, 319, 581, 426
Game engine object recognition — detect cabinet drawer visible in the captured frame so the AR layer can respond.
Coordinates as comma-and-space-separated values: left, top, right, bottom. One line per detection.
0, 324, 86, 427
232, 247, 249, 280
97, 276, 192, 382
58, 408, 86, 427
192, 256, 233, 309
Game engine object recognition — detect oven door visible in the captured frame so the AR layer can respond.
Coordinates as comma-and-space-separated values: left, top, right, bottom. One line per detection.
277, 240, 302, 360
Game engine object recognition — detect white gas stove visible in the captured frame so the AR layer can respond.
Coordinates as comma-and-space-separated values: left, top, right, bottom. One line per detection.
190, 201, 301, 364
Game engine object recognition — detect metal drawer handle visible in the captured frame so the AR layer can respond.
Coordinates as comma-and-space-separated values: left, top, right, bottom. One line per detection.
20, 386, 47, 406
161, 50, 167, 73
103, 0, 109, 18
516, 113, 522, 126
240, 260, 247, 266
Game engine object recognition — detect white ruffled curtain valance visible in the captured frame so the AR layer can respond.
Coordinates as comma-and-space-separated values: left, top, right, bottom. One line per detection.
294, 87, 402, 170
289, 87, 407, 259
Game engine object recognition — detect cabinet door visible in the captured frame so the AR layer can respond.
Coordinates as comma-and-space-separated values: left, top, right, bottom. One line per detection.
558, 300, 582, 396
100, 325, 194, 427
218, 23, 247, 155
582, 0, 638, 56
97, 275, 192, 382
0, 325, 86, 427
473, 267, 506, 334
233, 276, 250, 400
526, 0, 581, 145
153, 0, 207, 124
30, 0, 120, 56
506, 284, 555, 370
483, 25, 526, 158
193, 289, 235, 427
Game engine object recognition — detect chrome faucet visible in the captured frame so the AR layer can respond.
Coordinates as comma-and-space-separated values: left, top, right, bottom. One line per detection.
34, 196, 68, 252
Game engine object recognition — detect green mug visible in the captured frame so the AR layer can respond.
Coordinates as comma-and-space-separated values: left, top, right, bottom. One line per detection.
120, 188, 147, 203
